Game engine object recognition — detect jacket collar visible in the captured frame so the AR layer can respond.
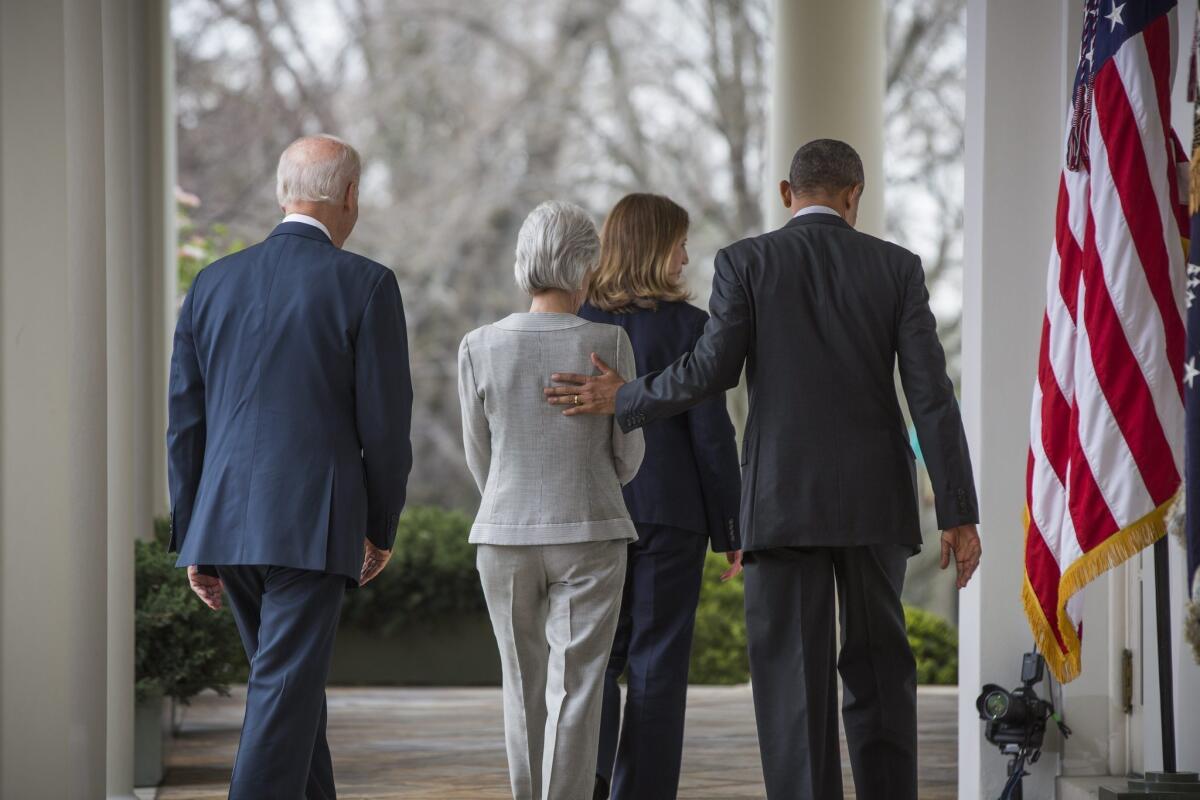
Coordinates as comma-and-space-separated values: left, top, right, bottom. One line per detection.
268, 220, 333, 245
783, 213, 852, 232
494, 312, 588, 332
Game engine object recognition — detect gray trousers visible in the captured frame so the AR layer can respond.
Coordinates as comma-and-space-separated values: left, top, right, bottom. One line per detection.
744, 544, 917, 800
478, 540, 627, 800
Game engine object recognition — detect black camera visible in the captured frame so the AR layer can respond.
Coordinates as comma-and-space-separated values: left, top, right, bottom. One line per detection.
977, 651, 1052, 753
977, 652, 1070, 800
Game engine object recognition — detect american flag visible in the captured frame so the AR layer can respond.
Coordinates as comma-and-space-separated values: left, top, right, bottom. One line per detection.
1023, 0, 1188, 683
1185, 2, 1200, 662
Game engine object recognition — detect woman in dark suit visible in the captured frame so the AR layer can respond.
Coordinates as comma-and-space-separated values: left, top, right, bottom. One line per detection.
580, 194, 742, 800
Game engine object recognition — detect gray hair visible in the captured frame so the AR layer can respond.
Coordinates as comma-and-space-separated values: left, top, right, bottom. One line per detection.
276, 134, 361, 207
788, 138, 864, 195
513, 201, 599, 294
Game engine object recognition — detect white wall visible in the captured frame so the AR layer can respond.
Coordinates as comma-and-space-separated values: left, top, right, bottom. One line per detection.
961, 0, 1072, 796
964, 1, 1200, 794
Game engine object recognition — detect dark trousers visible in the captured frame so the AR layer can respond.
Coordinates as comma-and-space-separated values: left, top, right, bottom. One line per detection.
743, 545, 917, 800
595, 523, 708, 800
217, 565, 346, 800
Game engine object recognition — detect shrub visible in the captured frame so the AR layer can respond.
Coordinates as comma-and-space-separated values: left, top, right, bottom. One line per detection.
687, 553, 960, 686
905, 605, 958, 685
689, 552, 750, 684
339, 506, 485, 635
135, 521, 246, 703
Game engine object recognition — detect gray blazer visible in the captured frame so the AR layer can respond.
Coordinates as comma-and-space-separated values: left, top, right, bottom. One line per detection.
458, 312, 644, 545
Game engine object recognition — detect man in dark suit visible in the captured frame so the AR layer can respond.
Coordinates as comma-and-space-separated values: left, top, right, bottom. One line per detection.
546, 139, 981, 800
168, 134, 413, 799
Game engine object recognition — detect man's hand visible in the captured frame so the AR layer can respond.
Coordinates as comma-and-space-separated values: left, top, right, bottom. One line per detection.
940, 524, 981, 589
187, 566, 223, 611
721, 549, 743, 582
543, 353, 625, 416
360, 539, 393, 586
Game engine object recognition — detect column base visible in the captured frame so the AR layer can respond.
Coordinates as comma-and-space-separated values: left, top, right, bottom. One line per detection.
1097, 772, 1200, 799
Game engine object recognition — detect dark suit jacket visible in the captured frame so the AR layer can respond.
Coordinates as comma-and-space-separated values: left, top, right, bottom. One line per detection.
167, 221, 414, 582
579, 301, 741, 552
616, 212, 978, 551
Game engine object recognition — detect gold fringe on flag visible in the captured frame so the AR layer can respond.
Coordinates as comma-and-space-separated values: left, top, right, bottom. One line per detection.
1023, 492, 1176, 683
1187, 571, 1200, 665
1190, 147, 1200, 214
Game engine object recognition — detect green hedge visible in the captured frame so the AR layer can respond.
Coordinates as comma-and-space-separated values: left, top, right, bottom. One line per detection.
135, 521, 246, 703
136, 507, 958, 691
689, 552, 750, 684
687, 554, 959, 685
905, 605, 958, 685
339, 506, 485, 635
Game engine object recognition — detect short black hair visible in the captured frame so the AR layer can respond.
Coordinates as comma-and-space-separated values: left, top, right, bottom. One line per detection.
788, 139, 864, 195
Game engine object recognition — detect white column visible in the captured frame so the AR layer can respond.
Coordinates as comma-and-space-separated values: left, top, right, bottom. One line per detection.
146, 0, 177, 522
1, 0, 109, 796
961, 1, 1073, 797
764, 0, 885, 235
102, 0, 142, 796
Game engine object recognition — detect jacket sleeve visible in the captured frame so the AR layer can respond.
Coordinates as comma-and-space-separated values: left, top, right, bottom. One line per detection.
896, 255, 979, 529
457, 334, 491, 494
616, 248, 751, 432
355, 270, 415, 550
611, 328, 645, 485
167, 285, 207, 557
684, 313, 743, 552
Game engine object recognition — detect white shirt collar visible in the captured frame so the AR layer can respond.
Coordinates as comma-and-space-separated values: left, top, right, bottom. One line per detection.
281, 212, 332, 241
791, 205, 842, 219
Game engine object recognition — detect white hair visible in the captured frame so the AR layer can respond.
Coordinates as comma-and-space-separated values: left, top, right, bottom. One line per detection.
513, 201, 599, 294
275, 134, 361, 207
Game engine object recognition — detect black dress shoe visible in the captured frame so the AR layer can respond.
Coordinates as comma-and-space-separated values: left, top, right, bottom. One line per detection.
593, 775, 610, 800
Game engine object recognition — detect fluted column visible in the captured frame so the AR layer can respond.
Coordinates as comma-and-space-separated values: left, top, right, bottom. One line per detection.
0, 0, 110, 796
102, 0, 142, 796
764, 0, 885, 234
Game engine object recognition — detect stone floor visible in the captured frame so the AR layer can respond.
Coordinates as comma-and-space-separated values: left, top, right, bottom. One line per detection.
146, 685, 958, 799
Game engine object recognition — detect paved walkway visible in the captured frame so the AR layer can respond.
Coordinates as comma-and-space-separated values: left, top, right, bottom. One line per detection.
149, 685, 957, 799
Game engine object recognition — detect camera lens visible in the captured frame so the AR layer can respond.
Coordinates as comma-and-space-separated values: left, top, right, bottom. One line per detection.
983, 689, 1027, 722
984, 690, 1009, 719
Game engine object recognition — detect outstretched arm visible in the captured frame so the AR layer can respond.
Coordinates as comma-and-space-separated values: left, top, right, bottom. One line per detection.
545, 248, 752, 431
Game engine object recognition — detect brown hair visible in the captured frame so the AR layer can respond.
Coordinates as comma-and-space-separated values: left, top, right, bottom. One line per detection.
587, 193, 691, 312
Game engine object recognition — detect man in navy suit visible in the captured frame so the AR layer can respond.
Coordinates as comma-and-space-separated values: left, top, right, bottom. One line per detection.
168, 134, 413, 799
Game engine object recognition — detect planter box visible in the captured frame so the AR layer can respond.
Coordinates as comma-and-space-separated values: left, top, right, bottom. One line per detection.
134, 693, 165, 787
329, 613, 501, 686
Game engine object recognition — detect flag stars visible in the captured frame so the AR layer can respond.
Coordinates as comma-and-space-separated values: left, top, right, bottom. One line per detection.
1186, 357, 1199, 390
1106, 2, 1126, 31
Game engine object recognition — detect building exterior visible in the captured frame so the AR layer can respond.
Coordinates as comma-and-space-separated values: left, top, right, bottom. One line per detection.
0, 1, 1196, 797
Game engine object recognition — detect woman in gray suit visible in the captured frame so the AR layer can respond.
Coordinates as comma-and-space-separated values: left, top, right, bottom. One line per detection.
458, 200, 645, 800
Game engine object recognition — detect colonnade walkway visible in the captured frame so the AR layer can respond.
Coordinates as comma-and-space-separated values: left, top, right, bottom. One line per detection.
141, 685, 958, 799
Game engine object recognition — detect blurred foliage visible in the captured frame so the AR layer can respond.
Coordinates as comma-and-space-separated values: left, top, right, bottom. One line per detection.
339, 506, 486, 635
689, 552, 751, 684
135, 519, 246, 703
687, 554, 960, 686
176, 187, 245, 295
906, 605, 958, 685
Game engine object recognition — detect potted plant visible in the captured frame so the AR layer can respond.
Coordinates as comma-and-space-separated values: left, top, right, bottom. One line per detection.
134, 521, 245, 786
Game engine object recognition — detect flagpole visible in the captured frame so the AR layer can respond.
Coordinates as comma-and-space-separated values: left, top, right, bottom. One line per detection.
1153, 535, 1176, 773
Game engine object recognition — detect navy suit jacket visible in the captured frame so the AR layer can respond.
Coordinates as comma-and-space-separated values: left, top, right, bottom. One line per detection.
167, 221, 414, 583
579, 301, 741, 552
616, 214, 978, 552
